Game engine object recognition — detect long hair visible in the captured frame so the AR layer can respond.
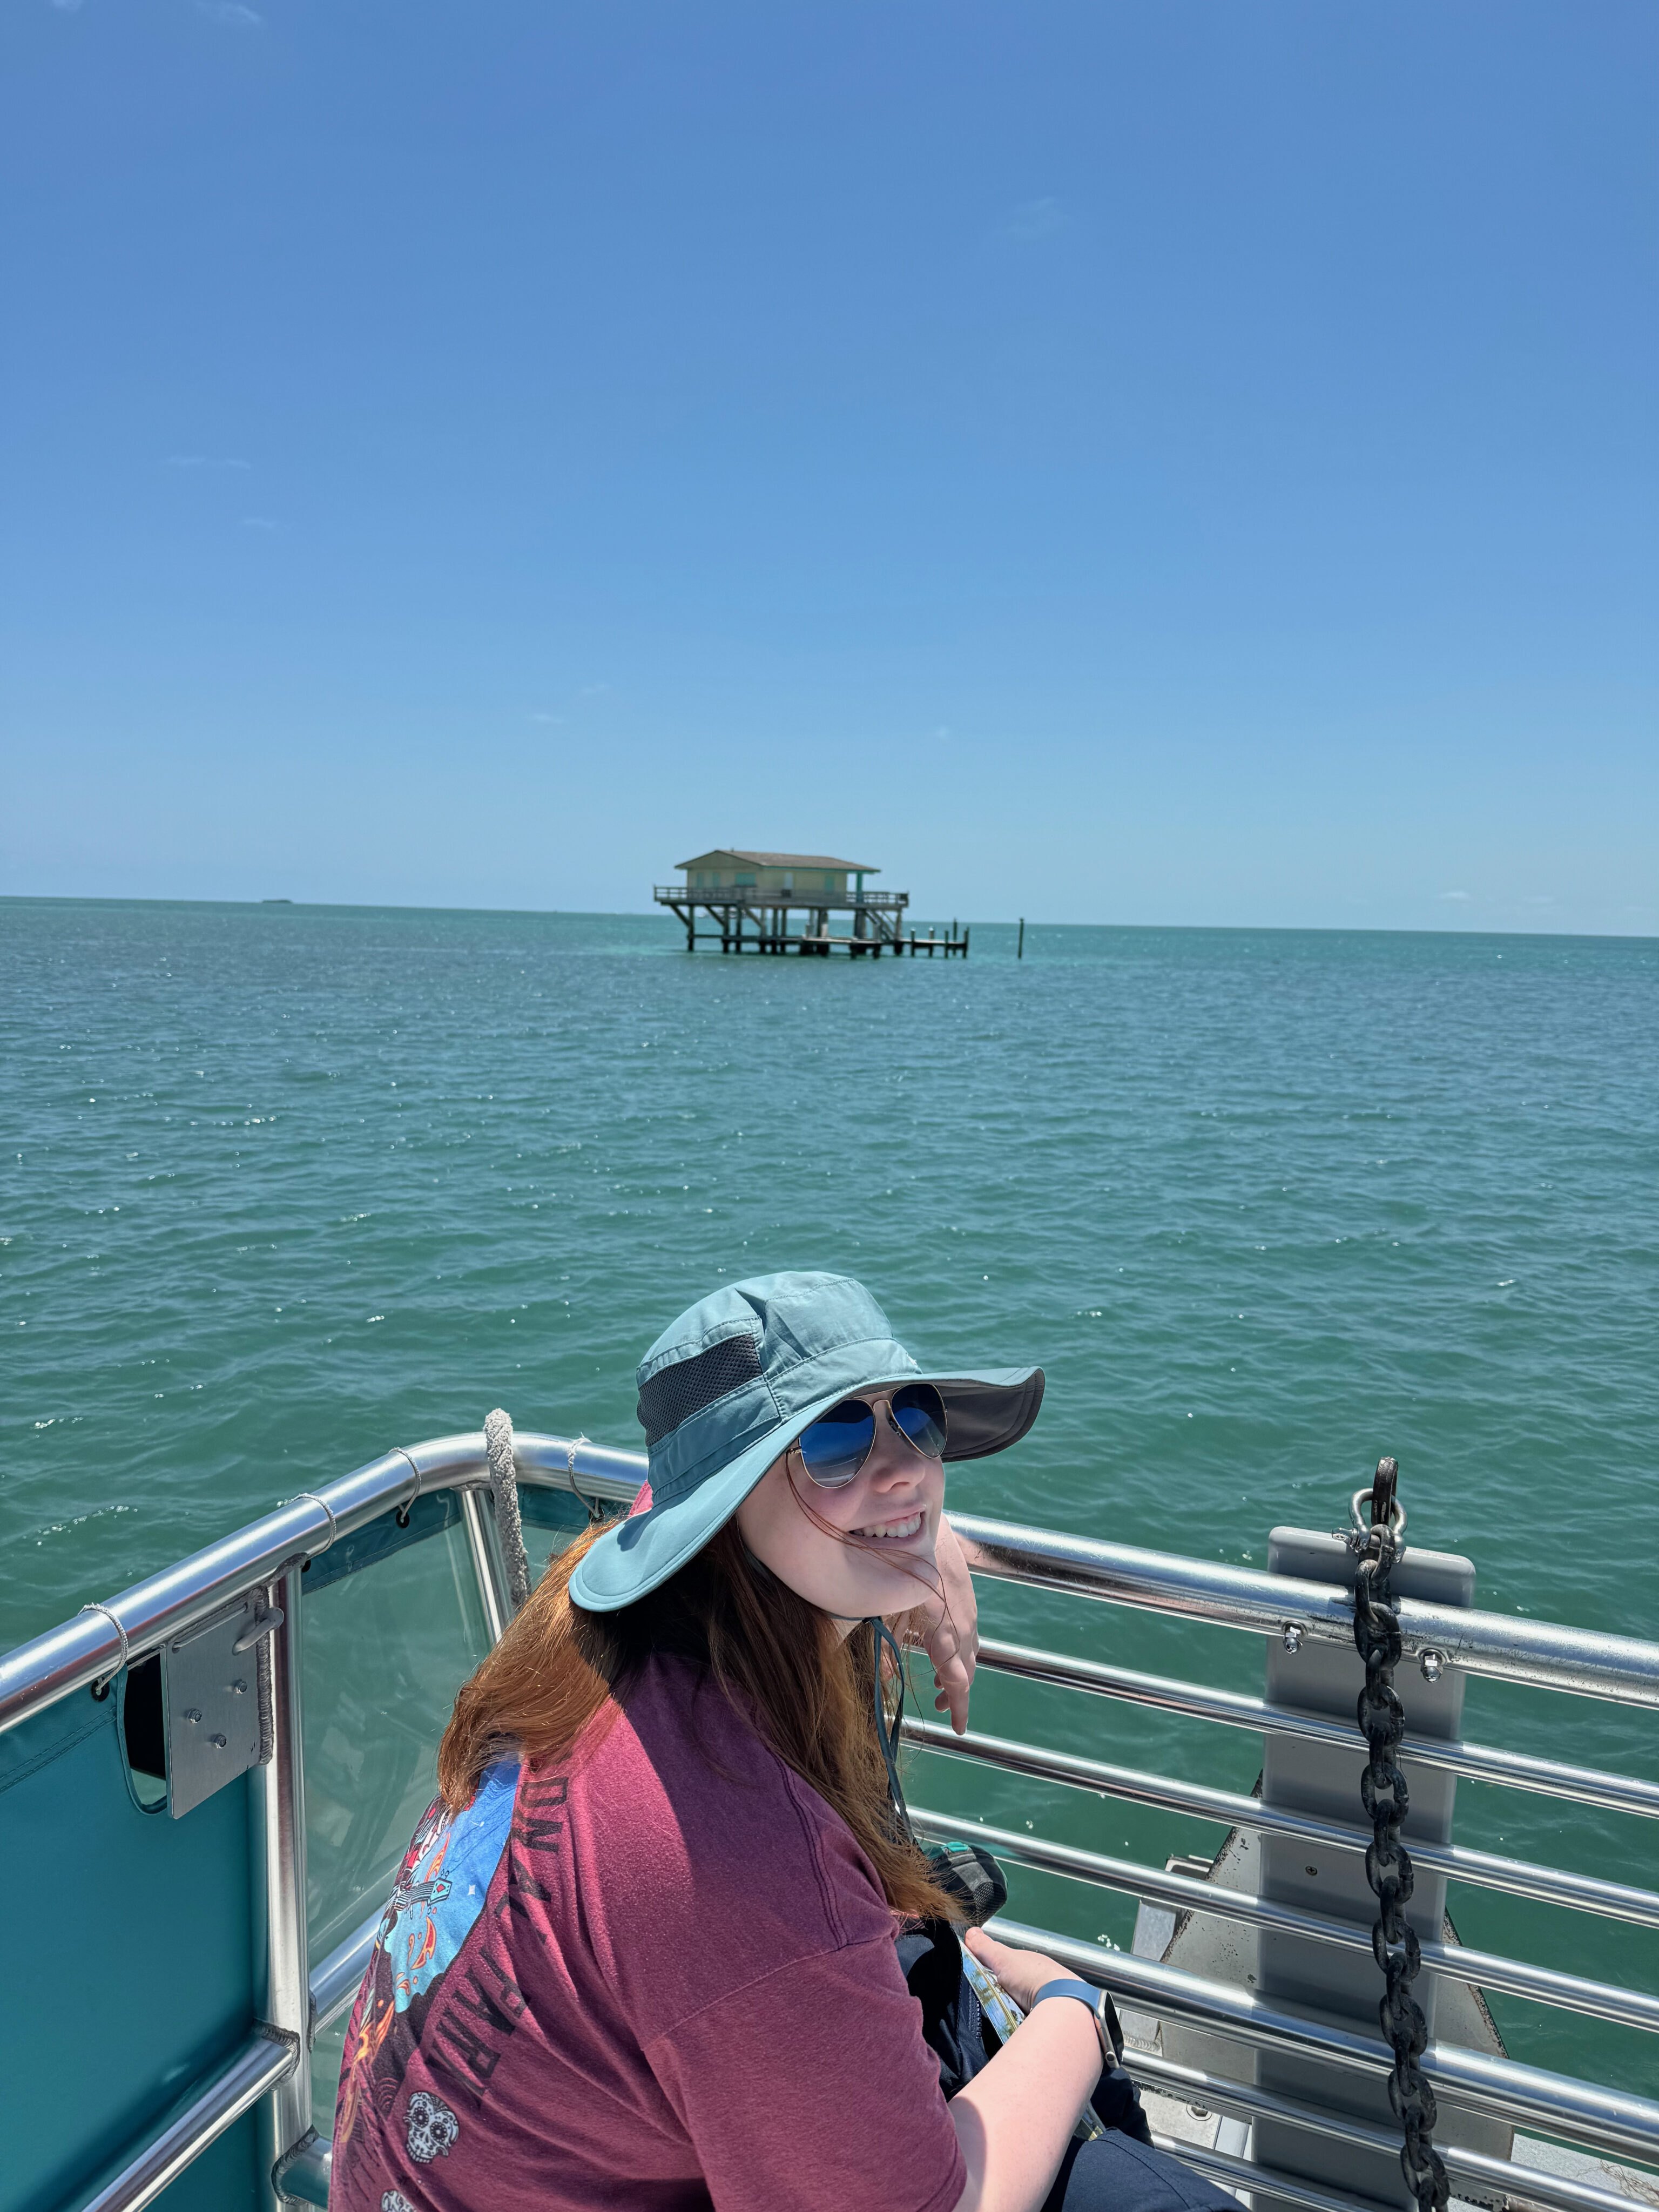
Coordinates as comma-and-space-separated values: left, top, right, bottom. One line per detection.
437, 1515, 959, 1923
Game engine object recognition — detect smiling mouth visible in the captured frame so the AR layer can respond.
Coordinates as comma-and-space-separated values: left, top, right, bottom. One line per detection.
853, 1511, 924, 1541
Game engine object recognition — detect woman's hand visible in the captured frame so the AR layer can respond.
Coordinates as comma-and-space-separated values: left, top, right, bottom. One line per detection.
949, 1927, 1104, 2212
962, 1926, 1077, 2013
916, 1512, 980, 1734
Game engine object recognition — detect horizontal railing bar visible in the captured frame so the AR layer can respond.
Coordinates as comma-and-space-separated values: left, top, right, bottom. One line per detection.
1, 1459, 396, 1730
13, 1435, 1656, 1730
988, 1916, 1659, 2167
0, 1433, 644, 1735
66, 2032, 296, 2212
14, 1435, 1656, 1736
510, 1438, 645, 1504
311, 1904, 385, 2035
0, 1450, 423, 1734
1149, 2132, 1635, 2212
954, 1513, 1659, 1708
652, 885, 909, 906
905, 1719, 1659, 1930
1150, 2132, 1391, 2212
1131, 2051, 1658, 2212
909, 1809, 1659, 2035
976, 1637, 1659, 1824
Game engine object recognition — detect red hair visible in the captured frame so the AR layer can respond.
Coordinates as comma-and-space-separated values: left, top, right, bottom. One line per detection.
437, 1514, 957, 1923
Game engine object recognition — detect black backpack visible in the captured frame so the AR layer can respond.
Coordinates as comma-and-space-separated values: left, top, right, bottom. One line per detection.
901, 1840, 1152, 2145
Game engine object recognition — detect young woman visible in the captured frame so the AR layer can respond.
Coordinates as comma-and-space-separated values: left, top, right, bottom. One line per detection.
332, 1272, 1232, 2212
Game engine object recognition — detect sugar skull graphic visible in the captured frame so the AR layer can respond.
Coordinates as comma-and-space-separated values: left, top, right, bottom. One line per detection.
405, 2089, 459, 2163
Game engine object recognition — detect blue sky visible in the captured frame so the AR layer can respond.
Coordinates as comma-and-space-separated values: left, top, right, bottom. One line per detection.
3, 2, 1654, 931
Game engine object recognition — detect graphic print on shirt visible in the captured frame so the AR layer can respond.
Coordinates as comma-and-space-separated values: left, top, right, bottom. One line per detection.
333, 1759, 520, 2165
406, 2088, 461, 2163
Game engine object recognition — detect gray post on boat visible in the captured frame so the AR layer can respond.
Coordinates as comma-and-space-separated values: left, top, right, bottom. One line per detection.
1146, 1503, 1509, 2212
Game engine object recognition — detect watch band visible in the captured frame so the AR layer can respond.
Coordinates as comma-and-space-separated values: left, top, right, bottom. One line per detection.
1029, 1975, 1114, 2068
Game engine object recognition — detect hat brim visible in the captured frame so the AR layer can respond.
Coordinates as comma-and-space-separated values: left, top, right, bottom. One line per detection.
569, 1364, 1043, 1613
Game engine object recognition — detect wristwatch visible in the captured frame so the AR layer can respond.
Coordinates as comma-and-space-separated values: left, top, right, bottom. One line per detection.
1029, 1976, 1119, 2069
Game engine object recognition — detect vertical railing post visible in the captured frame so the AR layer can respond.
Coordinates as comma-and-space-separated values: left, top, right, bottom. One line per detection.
459, 1485, 511, 1646
252, 1564, 312, 2208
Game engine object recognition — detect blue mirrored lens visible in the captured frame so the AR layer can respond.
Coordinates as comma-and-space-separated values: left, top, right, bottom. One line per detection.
797, 1400, 875, 1487
890, 1383, 948, 1458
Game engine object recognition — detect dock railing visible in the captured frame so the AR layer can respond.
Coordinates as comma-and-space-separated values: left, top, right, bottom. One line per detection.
652, 884, 910, 908
4, 1435, 1657, 2212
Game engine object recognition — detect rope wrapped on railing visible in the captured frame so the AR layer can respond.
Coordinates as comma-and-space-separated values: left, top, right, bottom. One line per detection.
483, 1408, 531, 1614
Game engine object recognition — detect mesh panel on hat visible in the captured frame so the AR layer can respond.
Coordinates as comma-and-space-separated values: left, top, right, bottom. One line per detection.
636, 1332, 764, 1447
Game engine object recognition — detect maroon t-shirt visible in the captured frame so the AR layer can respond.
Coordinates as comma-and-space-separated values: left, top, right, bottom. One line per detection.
331, 1653, 966, 2212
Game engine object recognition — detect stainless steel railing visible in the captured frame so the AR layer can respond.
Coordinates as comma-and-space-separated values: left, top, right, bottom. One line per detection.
973, 1637, 1659, 1820
988, 1919, 1659, 2168
950, 1512, 1659, 1705
5, 1429, 1655, 2212
1, 1433, 643, 2212
1130, 2049, 1645, 2212
14, 1445, 1657, 1739
902, 1716, 1659, 1927
76, 2040, 299, 2212
652, 884, 909, 907
0, 1433, 646, 1735
907, 1809, 1659, 2034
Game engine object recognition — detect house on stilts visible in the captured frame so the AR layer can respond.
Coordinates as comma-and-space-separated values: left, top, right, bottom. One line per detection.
654, 849, 966, 956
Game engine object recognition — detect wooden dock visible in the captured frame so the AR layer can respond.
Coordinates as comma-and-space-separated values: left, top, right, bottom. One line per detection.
656, 906, 968, 958
667, 911, 969, 955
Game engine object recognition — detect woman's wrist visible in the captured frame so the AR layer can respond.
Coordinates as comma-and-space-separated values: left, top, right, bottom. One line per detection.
1028, 1977, 1111, 2071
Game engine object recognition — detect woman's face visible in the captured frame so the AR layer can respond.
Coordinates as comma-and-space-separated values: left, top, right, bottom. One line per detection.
736, 1400, 945, 1626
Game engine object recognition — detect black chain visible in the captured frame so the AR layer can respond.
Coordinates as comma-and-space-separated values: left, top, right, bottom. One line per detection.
1352, 1456, 1450, 2212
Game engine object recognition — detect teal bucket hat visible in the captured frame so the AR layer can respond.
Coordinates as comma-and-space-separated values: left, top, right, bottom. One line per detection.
570, 1271, 1044, 1613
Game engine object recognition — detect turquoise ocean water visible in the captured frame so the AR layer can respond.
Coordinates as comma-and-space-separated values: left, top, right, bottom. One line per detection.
3, 898, 1656, 2110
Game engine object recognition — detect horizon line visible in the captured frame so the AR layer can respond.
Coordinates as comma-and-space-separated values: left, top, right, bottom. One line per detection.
1, 893, 1653, 945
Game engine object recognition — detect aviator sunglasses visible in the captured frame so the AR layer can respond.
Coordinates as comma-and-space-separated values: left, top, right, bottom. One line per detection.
791, 1382, 949, 1489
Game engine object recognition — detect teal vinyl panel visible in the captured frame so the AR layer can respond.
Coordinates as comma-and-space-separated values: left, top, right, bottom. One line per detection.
301, 1487, 461, 1598
518, 1487, 598, 1533
519, 1486, 602, 1592
302, 1519, 493, 1969
1, 1688, 261, 2212
519, 1486, 601, 1539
